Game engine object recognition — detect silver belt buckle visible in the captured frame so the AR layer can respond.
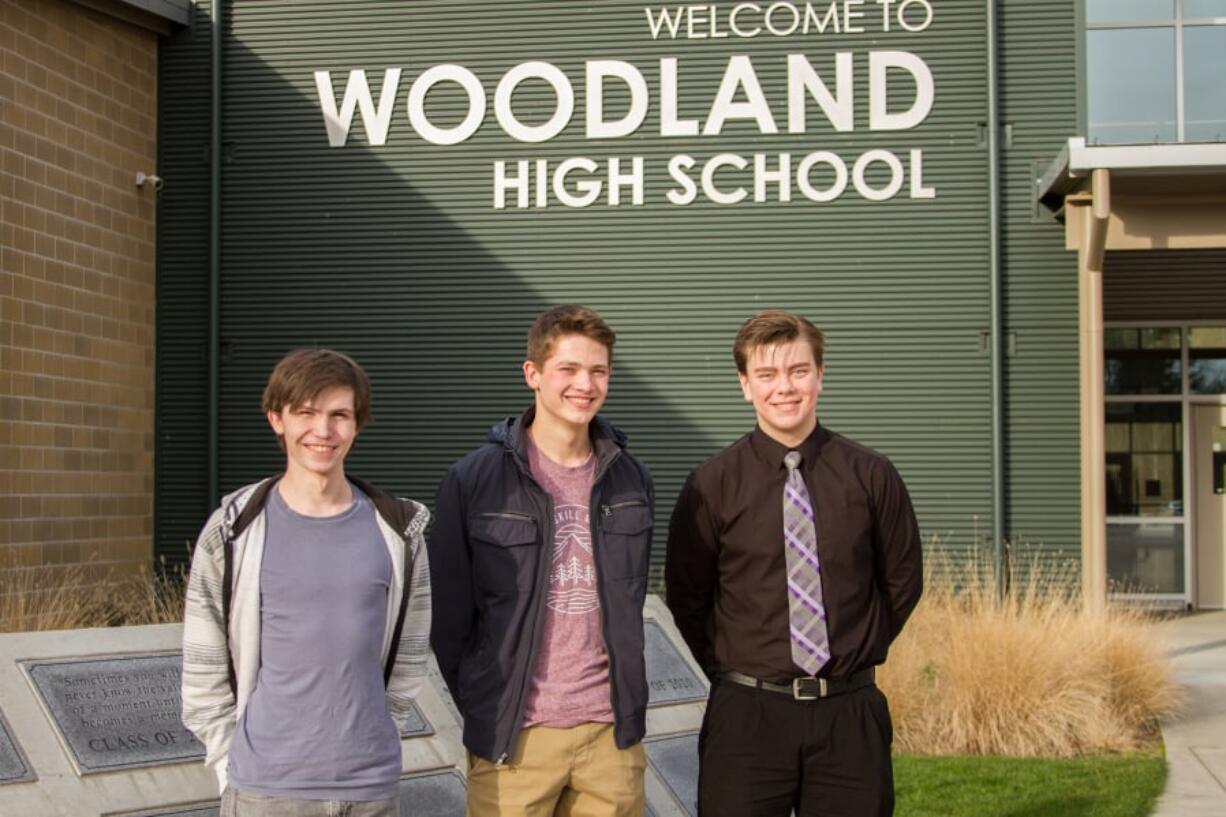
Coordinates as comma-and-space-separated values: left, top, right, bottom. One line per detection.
791, 677, 827, 700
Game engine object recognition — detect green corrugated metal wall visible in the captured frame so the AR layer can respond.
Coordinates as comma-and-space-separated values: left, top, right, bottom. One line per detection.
999, 0, 1080, 564
156, 0, 214, 565
157, 0, 1081, 580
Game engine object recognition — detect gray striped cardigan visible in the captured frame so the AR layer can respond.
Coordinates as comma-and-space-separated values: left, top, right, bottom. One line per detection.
179, 478, 431, 791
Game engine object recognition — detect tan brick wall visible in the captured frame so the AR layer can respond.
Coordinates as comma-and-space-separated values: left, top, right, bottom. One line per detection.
0, 0, 157, 594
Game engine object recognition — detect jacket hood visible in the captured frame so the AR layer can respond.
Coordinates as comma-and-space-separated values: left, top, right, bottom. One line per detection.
486, 407, 629, 451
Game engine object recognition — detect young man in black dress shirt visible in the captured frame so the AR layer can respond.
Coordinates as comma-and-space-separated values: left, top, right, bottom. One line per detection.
665, 309, 923, 817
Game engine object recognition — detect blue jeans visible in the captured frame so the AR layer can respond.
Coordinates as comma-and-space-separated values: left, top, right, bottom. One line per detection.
221, 787, 400, 817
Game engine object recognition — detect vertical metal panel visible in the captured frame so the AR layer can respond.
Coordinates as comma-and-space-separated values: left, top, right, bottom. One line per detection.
156, 1, 1085, 582
155, 1, 214, 566
999, 0, 1082, 567
1104, 250, 1226, 321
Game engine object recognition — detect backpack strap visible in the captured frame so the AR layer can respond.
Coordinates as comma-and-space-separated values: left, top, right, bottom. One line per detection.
382, 549, 413, 689
220, 476, 279, 696
348, 475, 420, 688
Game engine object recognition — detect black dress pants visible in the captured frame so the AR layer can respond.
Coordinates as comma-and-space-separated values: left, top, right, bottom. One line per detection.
696, 679, 894, 817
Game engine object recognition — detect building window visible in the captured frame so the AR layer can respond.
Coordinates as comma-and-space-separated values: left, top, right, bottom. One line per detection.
1104, 323, 1226, 598
1086, 0, 1226, 144
1106, 402, 1184, 517
1189, 326, 1226, 393
1105, 327, 1182, 395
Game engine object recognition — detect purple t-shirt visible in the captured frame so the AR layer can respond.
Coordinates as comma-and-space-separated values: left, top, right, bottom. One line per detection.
521, 434, 614, 728
226, 483, 400, 801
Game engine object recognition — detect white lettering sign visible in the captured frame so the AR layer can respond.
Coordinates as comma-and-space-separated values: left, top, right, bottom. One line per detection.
310, 2, 941, 208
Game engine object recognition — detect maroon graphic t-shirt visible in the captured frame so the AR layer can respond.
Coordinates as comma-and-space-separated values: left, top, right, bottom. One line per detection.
521, 433, 614, 728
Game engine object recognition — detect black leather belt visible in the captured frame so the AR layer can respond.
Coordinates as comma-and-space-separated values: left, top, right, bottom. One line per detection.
719, 667, 875, 701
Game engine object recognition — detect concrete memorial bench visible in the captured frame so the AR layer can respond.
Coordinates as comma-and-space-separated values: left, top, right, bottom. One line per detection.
0, 595, 706, 816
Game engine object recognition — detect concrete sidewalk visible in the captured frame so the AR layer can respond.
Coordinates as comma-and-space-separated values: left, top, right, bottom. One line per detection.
1152, 610, 1226, 817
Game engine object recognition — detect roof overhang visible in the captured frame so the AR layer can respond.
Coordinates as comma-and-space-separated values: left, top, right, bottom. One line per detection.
69, 0, 190, 34
1037, 137, 1226, 216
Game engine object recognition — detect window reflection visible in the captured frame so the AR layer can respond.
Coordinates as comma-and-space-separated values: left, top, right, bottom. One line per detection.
1190, 327, 1226, 394
1107, 523, 1185, 593
1087, 29, 1177, 144
1185, 0, 1226, 19
1184, 26, 1226, 142
1087, 0, 1173, 22
1086, 4, 1226, 144
1105, 327, 1182, 394
1105, 402, 1183, 517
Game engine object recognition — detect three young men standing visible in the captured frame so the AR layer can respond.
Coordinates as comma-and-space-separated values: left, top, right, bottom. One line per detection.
429, 306, 654, 817
183, 306, 920, 817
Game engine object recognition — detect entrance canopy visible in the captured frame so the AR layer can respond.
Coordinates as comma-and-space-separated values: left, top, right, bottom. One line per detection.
1039, 138, 1226, 254
1038, 138, 1226, 608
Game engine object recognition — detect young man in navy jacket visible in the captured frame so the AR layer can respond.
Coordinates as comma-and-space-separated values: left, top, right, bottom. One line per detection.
429, 306, 654, 817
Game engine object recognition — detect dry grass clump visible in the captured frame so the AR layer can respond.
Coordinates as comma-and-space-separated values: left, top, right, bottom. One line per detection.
0, 560, 187, 634
0, 563, 97, 632
879, 547, 1180, 757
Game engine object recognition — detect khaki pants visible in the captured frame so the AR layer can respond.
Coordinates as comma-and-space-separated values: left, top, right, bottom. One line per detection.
467, 723, 646, 817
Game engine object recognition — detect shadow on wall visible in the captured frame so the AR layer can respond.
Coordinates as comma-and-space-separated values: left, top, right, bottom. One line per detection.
159, 1, 1006, 572
156, 1, 729, 579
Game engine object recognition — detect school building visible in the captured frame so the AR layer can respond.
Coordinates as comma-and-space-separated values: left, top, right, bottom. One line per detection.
3, 0, 1225, 609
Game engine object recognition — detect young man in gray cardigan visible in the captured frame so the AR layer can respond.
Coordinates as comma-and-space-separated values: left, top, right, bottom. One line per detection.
182, 349, 431, 817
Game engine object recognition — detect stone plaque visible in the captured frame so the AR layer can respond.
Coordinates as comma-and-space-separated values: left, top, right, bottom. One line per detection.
0, 711, 34, 785
397, 699, 434, 738
398, 768, 467, 815
644, 621, 706, 706
645, 732, 699, 817
23, 654, 204, 774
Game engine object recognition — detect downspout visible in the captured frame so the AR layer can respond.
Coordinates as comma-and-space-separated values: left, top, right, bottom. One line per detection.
208, 0, 223, 509
986, 0, 1005, 598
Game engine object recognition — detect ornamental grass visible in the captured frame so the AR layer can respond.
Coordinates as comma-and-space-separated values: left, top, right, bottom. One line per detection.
0, 559, 186, 633
879, 547, 1181, 757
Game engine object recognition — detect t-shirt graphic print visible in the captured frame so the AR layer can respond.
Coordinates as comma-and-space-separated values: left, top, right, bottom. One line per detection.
521, 432, 614, 727
548, 503, 599, 615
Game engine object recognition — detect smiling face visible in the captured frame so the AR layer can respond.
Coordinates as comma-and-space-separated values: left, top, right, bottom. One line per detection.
523, 333, 611, 434
738, 339, 823, 447
267, 385, 358, 481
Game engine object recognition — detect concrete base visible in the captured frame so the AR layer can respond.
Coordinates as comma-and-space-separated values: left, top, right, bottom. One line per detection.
1153, 610, 1226, 817
0, 596, 710, 816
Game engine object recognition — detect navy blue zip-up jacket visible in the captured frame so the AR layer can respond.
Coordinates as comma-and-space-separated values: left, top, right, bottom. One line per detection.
428, 407, 654, 762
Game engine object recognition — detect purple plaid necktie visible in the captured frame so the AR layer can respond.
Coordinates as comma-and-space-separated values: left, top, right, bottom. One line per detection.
784, 450, 829, 675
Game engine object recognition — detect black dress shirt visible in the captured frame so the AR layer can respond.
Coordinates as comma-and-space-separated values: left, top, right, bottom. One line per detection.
665, 423, 923, 681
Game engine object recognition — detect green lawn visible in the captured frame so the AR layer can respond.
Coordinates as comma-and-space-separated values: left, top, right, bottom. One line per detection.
895, 752, 1167, 817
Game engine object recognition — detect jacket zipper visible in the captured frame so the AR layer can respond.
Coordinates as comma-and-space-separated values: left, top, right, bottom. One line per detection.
478, 511, 536, 521
600, 498, 645, 516
590, 451, 623, 747
496, 458, 556, 765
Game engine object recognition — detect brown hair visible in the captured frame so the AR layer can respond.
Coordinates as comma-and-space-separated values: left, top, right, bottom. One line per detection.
262, 348, 372, 430
733, 309, 825, 373
526, 305, 616, 366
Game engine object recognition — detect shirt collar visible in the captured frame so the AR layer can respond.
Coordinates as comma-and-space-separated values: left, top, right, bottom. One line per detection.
749, 422, 826, 472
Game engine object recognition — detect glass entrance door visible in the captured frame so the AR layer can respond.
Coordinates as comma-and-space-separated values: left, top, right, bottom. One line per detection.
1105, 401, 1185, 595
1193, 405, 1226, 608
1105, 324, 1226, 607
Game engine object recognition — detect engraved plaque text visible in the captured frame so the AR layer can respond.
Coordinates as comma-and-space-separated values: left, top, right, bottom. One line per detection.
644, 621, 706, 706
24, 654, 203, 774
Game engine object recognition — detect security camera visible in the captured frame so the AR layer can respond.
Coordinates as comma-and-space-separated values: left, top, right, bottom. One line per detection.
135, 172, 164, 191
